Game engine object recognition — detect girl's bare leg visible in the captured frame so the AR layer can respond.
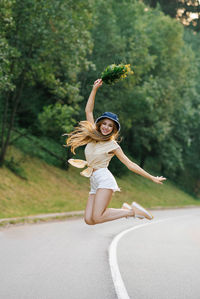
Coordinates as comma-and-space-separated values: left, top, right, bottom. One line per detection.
92, 188, 134, 224
84, 194, 95, 225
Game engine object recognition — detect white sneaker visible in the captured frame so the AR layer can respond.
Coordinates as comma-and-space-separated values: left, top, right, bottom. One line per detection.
121, 202, 134, 219
131, 202, 153, 220
122, 202, 132, 210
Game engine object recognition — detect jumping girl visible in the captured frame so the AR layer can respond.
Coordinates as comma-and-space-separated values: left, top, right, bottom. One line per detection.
66, 79, 166, 225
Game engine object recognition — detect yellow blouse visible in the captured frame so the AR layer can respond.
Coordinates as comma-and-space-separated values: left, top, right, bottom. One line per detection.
68, 140, 120, 177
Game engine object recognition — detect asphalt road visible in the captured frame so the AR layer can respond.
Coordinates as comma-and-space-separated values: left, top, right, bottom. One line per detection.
0, 208, 200, 299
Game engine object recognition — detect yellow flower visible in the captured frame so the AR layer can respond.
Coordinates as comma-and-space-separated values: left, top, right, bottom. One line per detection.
125, 64, 132, 73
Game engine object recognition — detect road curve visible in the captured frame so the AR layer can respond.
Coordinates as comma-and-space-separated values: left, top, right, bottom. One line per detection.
117, 209, 200, 299
0, 208, 199, 299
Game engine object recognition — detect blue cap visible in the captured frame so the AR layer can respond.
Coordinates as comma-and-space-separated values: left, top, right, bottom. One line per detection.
95, 112, 120, 132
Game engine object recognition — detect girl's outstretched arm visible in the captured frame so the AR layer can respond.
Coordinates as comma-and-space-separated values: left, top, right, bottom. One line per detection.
85, 79, 103, 124
114, 147, 166, 184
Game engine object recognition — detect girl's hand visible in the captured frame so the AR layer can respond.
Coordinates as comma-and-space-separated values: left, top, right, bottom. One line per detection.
151, 176, 167, 184
93, 79, 103, 90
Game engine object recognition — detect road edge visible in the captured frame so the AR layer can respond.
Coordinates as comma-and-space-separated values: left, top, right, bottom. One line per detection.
0, 210, 84, 228
0, 204, 199, 228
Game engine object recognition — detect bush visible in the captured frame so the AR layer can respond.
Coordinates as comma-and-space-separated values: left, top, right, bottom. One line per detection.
38, 102, 76, 140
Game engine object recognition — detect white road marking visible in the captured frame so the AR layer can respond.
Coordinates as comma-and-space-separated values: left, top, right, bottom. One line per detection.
108, 216, 190, 299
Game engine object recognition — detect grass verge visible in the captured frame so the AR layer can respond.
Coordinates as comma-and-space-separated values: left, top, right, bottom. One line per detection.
0, 146, 199, 221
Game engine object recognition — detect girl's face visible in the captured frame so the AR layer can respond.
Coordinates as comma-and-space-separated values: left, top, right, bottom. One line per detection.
100, 118, 115, 135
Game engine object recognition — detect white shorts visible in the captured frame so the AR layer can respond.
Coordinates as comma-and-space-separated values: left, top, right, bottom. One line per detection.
89, 168, 120, 195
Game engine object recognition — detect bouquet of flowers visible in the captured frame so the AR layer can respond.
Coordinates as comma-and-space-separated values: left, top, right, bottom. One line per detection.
101, 63, 134, 85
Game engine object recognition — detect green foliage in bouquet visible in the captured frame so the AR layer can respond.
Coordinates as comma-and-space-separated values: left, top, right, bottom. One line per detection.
101, 64, 134, 85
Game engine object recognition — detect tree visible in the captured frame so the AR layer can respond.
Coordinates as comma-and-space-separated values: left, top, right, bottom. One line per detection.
0, 0, 94, 165
109, 1, 192, 171
80, 0, 196, 174
179, 29, 200, 195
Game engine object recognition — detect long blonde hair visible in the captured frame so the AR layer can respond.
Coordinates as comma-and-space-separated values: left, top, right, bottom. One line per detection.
65, 119, 119, 154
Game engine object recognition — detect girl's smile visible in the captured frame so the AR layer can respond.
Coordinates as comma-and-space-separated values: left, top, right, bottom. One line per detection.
100, 118, 114, 135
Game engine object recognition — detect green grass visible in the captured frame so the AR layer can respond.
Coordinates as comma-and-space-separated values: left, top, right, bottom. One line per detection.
0, 146, 199, 219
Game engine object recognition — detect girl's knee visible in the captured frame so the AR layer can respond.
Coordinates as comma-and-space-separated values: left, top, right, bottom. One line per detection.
84, 217, 95, 225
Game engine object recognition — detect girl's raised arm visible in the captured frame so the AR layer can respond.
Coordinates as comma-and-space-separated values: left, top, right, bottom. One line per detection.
114, 147, 166, 184
85, 79, 103, 124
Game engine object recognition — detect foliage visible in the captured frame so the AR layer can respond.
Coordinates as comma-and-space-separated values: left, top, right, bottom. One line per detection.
0, 0, 199, 196
78, 0, 200, 195
180, 29, 200, 195
0, 0, 94, 164
38, 102, 76, 140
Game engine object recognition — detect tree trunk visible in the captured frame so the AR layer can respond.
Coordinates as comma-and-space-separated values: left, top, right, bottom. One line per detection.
0, 60, 15, 154
0, 93, 10, 150
0, 76, 25, 166
0, 94, 10, 166
0, 147, 6, 166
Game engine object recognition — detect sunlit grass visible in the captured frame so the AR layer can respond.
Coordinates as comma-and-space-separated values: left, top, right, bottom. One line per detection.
114, 172, 200, 208
0, 146, 199, 218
